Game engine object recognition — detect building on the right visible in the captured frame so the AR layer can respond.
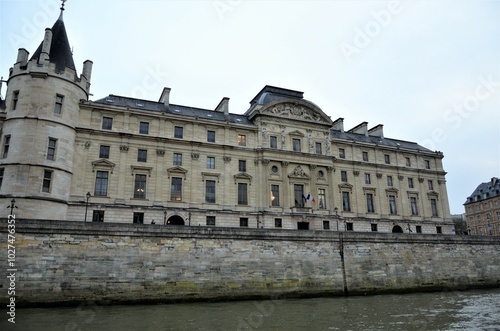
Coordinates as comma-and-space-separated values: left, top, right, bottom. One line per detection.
464, 177, 500, 235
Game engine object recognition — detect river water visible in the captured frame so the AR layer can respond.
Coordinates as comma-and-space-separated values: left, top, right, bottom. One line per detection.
3, 289, 499, 331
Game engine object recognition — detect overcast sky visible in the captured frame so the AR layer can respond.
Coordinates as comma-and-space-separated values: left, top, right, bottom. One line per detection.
1, 0, 499, 215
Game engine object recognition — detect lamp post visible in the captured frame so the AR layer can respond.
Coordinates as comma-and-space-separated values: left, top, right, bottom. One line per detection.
8, 199, 18, 216
84, 192, 91, 223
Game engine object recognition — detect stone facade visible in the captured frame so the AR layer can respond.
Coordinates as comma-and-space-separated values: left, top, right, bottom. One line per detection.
2, 220, 499, 306
464, 177, 500, 235
0, 7, 453, 234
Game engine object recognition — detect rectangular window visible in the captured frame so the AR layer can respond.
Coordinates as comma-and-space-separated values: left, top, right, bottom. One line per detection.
102, 117, 113, 130
323, 221, 330, 230
339, 148, 345, 159
371, 223, 378, 232
346, 222, 353, 231
366, 193, 374, 213
174, 126, 183, 139
362, 151, 368, 161
341, 171, 348, 182
92, 210, 105, 222
389, 195, 397, 214
274, 218, 282, 228
0, 168, 3, 189
206, 216, 216, 226
271, 184, 280, 206
292, 138, 301, 152
94, 171, 109, 196
384, 154, 390, 164
270, 136, 277, 149
42, 170, 52, 193
207, 156, 215, 169
205, 180, 216, 203
436, 226, 442, 234
408, 177, 414, 188
12, 91, 19, 111
238, 160, 246, 172
3, 135, 11, 158
47, 138, 57, 161
318, 188, 326, 209
207, 130, 216, 142
173, 153, 182, 166
428, 180, 434, 190
410, 197, 418, 215
425, 160, 431, 169
315, 142, 322, 155
134, 174, 147, 199
365, 173, 371, 185
237, 134, 246, 146
99, 145, 110, 159
431, 199, 438, 217
387, 175, 393, 186
238, 183, 248, 205
139, 121, 149, 134
416, 225, 422, 233
54, 94, 63, 114
239, 218, 248, 227
342, 191, 351, 212
138, 149, 147, 162
171, 177, 183, 201
133, 212, 144, 224
405, 157, 411, 167
294, 184, 304, 207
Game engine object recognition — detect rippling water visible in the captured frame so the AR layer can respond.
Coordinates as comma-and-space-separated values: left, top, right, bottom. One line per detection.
3, 289, 500, 331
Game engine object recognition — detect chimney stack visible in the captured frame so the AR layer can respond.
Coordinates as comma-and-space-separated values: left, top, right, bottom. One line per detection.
39, 28, 53, 64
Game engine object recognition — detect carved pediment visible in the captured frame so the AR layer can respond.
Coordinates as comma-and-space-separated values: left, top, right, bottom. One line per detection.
385, 187, 399, 196
288, 165, 310, 179
234, 172, 253, 184
427, 191, 439, 199
167, 166, 188, 178
252, 100, 332, 125
91, 159, 116, 173
338, 183, 353, 192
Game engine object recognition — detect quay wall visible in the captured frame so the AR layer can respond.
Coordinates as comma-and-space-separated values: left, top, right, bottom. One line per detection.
1, 220, 499, 307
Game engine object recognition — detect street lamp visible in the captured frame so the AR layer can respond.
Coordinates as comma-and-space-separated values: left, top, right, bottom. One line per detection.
8, 199, 18, 216
84, 192, 91, 223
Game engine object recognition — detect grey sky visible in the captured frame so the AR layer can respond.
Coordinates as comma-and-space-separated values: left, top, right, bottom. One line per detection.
1, 0, 499, 214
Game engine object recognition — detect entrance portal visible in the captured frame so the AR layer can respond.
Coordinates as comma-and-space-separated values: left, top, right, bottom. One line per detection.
167, 215, 185, 225
297, 222, 309, 230
392, 225, 403, 233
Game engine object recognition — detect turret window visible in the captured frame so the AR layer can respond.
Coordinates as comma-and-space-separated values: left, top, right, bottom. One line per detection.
2, 135, 11, 159
42, 170, 53, 193
0, 168, 4, 189
54, 94, 63, 114
12, 91, 19, 111
47, 138, 57, 161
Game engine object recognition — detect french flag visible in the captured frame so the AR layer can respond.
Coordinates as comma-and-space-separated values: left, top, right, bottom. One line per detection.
306, 193, 315, 203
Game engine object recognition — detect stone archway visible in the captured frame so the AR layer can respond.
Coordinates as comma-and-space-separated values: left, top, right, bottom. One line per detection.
392, 225, 403, 233
167, 215, 185, 225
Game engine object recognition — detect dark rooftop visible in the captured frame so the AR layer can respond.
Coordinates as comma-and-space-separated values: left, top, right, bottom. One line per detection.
464, 177, 500, 205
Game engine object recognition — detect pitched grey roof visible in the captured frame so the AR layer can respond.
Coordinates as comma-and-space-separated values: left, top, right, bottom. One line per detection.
464, 177, 500, 205
330, 129, 433, 153
30, 13, 76, 72
93, 95, 254, 126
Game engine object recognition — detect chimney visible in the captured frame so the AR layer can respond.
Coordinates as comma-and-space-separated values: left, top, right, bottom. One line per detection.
348, 121, 368, 136
368, 124, 384, 138
39, 28, 52, 64
215, 97, 229, 115
492, 177, 499, 186
332, 118, 344, 132
159, 87, 171, 107
16, 48, 29, 66
82, 60, 93, 82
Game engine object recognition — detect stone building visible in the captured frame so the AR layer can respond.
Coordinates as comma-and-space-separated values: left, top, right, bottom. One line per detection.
464, 177, 500, 236
0, 5, 453, 234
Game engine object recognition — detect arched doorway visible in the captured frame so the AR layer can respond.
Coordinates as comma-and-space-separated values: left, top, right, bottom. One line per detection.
392, 225, 403, 233
167, 215, 185, 225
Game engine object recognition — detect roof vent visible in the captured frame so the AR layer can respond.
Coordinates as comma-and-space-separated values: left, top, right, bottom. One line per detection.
105, 98, 114, 103
136, 103, 144, 107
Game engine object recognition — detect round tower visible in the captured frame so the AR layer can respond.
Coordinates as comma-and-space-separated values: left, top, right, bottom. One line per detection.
0, 5, 92, 220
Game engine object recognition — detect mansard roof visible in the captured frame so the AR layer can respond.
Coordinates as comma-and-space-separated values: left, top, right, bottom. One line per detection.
330, 129, 434, 153
464, 177, 500, 205
93, 95, 253, 126
30, 11, 76, 72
